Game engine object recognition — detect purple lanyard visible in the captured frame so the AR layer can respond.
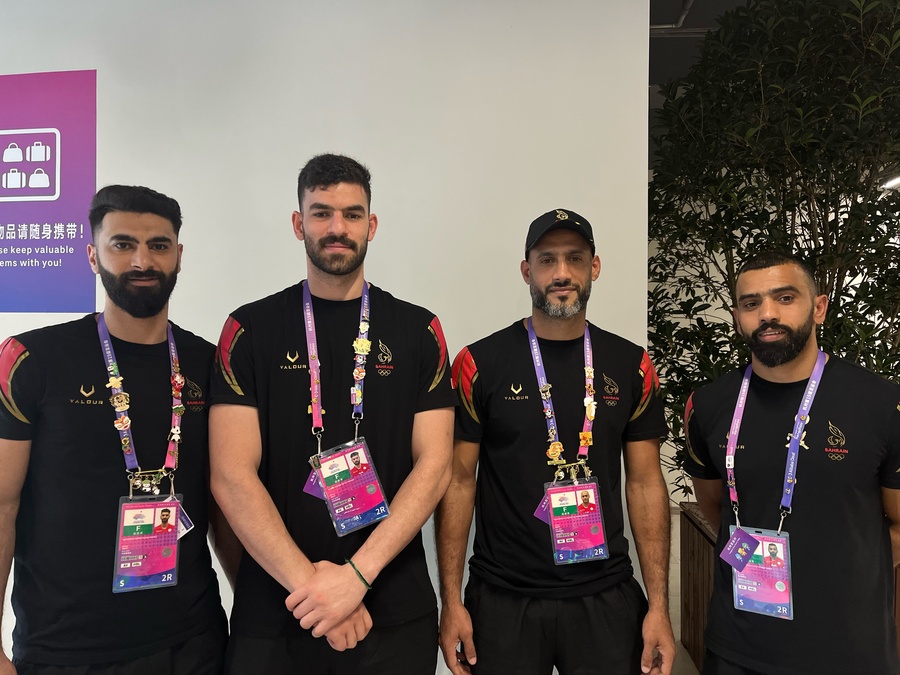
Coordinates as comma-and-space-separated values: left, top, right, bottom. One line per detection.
97, 313, 183, 475
526, 319, 595, 460
726, 350, 826, 532
302, 281, 371, 448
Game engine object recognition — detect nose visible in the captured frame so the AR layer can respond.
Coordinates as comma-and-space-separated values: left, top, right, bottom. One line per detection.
131, 245, 153, 271
759, 297, 779, 323
553, 260, 573, 283
328, 212, 349, 236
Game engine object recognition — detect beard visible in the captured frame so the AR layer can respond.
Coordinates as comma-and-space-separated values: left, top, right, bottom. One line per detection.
305, 233, 368, 276
744, 314, 814, 368
97, 261, 178, 319
530, 278, 592, 319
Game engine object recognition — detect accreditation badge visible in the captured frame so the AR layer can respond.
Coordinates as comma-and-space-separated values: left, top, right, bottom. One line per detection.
730, 526, 793, 620
309, 437, 389, 537
543, 478, 608, 565
113, 495, 182, 593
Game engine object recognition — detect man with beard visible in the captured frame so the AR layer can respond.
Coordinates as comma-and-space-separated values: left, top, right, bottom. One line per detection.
436, 209, 675, 675
209, 154, 454, 674
0, 185, 238, 674
684, 250, 900, 675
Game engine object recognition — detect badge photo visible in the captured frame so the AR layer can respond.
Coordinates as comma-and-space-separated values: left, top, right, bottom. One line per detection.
113, 496, 182, 593
730, 526, 793, 620
544, 478, 608, 565
309, 438, 389, 537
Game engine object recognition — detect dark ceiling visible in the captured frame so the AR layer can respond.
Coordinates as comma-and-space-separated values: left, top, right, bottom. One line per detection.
648, 0, 745, 163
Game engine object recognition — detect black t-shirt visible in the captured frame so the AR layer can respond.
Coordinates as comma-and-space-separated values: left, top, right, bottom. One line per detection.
0, 315, 224, 665
452, 321, 666, 597
209, 282, 456, 635
684, 356, 900, 675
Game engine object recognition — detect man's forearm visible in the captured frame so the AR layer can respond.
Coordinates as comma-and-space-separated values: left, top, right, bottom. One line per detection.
435, 476, 476, 604
626, 477, 671, 610
0, 501, 19, 660
211, 469, 315, 593
351, 411, 453, 583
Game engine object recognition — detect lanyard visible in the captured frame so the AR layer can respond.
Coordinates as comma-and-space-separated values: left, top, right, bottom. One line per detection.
302, 281, 371, 451
726, 350, 826, 532
97, 314, 183, 493
526, 319, 595, 469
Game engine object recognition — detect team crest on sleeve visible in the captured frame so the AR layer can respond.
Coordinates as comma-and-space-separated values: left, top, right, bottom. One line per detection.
451, 347, 479, 423
427, 316, 449, 391
0, 337, 30, 423
216, 316, 245, 396
629, 351, 660, 422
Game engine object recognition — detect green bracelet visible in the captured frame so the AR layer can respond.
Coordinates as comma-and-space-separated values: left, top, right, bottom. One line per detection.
345, 558, 372, 590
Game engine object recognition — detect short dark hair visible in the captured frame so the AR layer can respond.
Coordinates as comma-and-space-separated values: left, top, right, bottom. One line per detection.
736, 250, 819, 296
297, 154, 372, 209
89, 185, 182, 238
160, 508, 171, 514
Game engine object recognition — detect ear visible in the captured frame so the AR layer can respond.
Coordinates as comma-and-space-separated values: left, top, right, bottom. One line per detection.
520, 258, 531, 284
87, 243, 99, 274
591, 255, 601, 281
291, 211, 304, 241
367, 213, 378, 242
732, 306, 743, 336
813, 293, 828, 325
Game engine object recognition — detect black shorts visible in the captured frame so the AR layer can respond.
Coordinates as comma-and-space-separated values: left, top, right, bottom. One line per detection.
464, 575, 648, 675
224, 608, 437, 675
13, 626, 227, 675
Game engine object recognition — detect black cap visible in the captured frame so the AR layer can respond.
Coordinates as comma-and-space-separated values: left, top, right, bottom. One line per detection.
524, 209, 595, 257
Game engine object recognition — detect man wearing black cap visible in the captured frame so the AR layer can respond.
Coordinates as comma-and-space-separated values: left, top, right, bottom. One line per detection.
436, 209, 675, 675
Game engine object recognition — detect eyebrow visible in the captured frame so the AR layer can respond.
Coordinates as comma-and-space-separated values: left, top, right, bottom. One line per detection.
533, 246, 590, 257
108, 234, 174, 244
307, 202, 366, 213
737, 284, 802, 302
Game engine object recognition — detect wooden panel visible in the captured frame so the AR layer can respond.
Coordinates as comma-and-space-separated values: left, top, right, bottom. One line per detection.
679, 502, 716, 673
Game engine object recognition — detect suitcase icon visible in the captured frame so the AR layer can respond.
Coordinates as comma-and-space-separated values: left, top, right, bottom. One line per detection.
2, 169, 26, 189
26, 142, 51, 162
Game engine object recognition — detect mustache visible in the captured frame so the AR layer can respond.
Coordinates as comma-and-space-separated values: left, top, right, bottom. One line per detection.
545, 279, 578, 291
750, 320, 793, 340
121, 271, 166, 282
317, 235, 358, 251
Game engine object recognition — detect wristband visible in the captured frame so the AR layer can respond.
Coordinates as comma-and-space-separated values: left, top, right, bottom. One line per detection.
345, 558, 372, 590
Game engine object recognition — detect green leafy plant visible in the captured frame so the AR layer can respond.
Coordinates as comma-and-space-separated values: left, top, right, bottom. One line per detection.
649, 0, 900, 496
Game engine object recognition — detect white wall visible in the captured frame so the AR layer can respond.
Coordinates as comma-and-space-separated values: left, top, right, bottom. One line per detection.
0, 1, 649, 670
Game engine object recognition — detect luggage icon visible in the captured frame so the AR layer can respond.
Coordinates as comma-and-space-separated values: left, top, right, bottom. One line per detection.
2, 169, 26, 189
2, 143, 23, 163
28, 168, 50, 189
26, 142, 51, 162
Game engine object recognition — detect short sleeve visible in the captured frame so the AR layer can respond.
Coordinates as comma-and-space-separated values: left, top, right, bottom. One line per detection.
878, 393, 900, 489
624, 350, 667, 441
683, 391, 721, 480
0, 336, 40, 440
415, 315, 456, 413
452, 346, 482, 443
209, 314, 258, 406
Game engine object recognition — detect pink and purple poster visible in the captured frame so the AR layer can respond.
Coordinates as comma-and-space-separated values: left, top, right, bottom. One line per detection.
0, 70, 96, 312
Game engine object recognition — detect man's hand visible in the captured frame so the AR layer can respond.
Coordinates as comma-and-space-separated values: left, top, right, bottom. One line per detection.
285, 560, 368, 637
439, 601, 477, 675
324, 602, 373, 652
640, 607, 676, 675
